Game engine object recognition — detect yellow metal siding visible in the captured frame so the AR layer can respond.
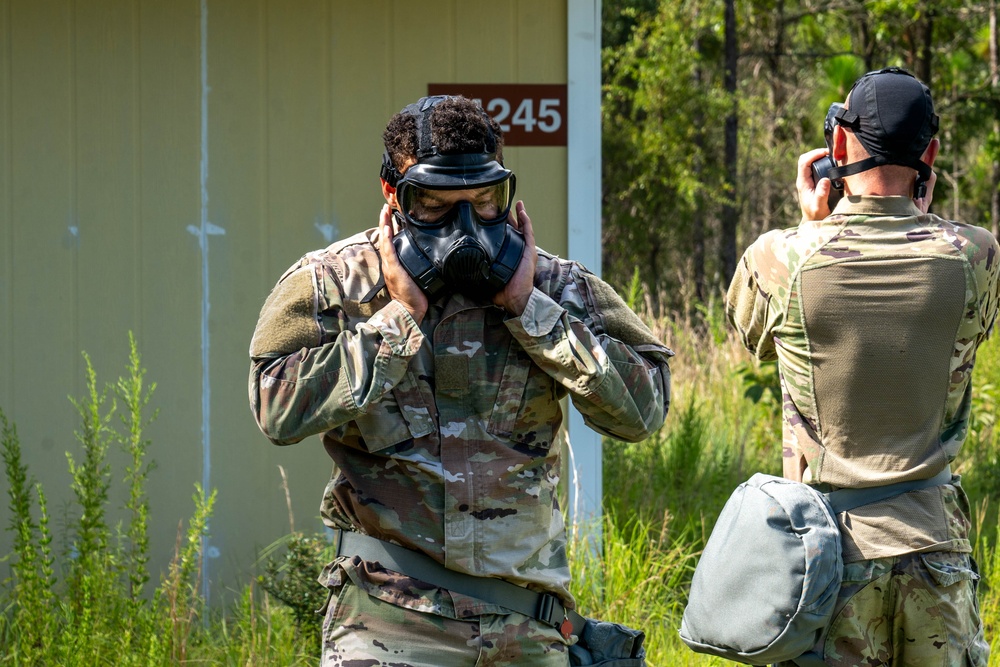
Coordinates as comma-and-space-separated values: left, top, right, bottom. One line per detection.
0, 0, 568, 595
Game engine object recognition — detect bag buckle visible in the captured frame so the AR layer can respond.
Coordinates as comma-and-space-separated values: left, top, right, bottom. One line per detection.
536, 593, 573, 640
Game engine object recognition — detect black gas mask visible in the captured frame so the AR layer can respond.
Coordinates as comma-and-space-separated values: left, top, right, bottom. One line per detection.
381, 96, 525, 301
809, 102, 846, 211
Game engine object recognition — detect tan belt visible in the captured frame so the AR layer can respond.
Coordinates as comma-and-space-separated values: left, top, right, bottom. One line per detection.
332, 528, 585, 640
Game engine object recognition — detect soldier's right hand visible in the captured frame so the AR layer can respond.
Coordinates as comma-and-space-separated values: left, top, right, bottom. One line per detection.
796, 148, 833, 221
378, 204, 428, 324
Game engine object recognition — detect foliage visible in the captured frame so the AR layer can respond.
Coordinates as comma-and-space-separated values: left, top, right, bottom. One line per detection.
257, 532, 331, 648
602, 0, 1000, 312
0, 337, 221, 665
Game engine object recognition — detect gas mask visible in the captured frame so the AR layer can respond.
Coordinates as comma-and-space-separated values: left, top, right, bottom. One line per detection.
381, 97, 525, 301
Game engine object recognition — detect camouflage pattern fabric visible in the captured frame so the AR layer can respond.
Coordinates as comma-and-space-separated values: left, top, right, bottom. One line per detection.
319, 558, 570, 667
776, 552, 988, 667
728, 195, 996, 666
727, 196, 1000, 561
248, 227, 672, 645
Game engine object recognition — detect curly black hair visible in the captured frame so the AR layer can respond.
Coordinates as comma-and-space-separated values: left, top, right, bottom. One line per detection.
383, 96, 505, 172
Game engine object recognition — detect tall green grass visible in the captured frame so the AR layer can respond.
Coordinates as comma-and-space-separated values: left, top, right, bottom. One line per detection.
3, 322, 1000, 665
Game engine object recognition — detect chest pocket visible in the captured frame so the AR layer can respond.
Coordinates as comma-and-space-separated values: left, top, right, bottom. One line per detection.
486, 342, 561, 450
354, 371, 436, 453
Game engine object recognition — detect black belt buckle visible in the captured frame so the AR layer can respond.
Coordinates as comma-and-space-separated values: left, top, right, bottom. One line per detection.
536, 593, 573, 639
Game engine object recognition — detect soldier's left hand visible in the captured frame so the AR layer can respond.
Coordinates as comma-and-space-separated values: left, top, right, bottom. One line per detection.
493, 200, 537, 317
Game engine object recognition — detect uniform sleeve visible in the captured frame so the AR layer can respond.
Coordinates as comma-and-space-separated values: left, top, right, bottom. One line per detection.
248, 264, 423, 446
504, 266, 672, 443
726, 244, 778, 361
976, 233, 1000, 340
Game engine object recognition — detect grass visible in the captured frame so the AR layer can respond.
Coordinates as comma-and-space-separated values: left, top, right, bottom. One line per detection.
3, 320, 1000, 665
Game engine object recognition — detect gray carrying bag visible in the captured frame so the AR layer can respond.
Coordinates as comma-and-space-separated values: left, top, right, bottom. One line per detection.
679, 469, 952, 666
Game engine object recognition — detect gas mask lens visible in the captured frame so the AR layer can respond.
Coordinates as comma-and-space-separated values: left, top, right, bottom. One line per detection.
399, 179, 512, 227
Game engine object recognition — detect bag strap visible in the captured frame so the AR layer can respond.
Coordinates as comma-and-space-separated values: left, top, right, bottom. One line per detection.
825, 466, 952, 514
792, 652, 830, 667
332, 528, 586, 639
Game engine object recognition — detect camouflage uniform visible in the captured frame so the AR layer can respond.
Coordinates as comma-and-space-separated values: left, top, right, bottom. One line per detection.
727, 196, 998, 666
249, 227, 672, 666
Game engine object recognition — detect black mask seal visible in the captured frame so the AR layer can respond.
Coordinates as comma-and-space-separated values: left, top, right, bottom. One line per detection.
826, 67, 939, 198
381, 96, 524, 301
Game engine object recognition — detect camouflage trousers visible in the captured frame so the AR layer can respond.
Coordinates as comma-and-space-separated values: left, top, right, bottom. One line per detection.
319, 576, 571, 667
777, 551, 988, 667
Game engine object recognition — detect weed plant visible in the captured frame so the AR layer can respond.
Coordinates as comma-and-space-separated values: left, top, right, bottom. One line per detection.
0, 335, 314, 666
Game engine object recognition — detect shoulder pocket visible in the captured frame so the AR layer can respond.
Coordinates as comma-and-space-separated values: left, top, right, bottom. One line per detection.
355, 372, 436, 453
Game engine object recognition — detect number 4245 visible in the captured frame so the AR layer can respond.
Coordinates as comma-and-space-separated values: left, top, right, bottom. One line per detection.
476, 97, 562, 133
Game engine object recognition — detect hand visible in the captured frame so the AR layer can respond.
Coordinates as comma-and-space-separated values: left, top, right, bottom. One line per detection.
492, 201, 537, 317
914, 170, 937, 214
796, 148, 834, 220
377, 204, 428, 324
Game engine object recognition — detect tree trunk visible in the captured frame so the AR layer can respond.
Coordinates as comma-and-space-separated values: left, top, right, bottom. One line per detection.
856, 0, 875, 71
916, 7, 934, 86
721, 0, 739, 284
692, 32, 706, 303
991, 0, 1000, 236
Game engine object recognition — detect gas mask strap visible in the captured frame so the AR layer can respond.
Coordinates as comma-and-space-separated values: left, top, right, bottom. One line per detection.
827, 155, 932, 189
360, 270, 386, 304
826, 156, 882, 183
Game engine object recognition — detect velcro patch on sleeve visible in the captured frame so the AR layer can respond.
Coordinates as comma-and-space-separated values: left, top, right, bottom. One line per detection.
249, 267, 322, 358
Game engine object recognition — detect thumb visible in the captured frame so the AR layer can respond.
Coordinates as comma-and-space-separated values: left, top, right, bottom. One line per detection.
816, 177, 831, 200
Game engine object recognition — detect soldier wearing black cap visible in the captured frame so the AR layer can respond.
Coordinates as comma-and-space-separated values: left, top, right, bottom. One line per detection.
728, 68, 997, 665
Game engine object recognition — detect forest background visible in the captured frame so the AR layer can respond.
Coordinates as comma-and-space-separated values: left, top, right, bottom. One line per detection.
2, 0, 1000, 665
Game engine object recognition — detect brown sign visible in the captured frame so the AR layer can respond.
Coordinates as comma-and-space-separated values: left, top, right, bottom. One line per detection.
427, 83, 567, 147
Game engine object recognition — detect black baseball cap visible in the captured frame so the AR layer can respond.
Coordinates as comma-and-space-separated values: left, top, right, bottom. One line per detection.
830, 67, 938, 179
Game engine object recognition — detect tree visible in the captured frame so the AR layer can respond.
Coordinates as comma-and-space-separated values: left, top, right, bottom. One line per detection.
600, 0, 998, 312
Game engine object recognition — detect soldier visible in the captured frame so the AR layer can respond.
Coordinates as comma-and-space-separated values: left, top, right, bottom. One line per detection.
727, 68, 996, 666
248, 95, 671, 666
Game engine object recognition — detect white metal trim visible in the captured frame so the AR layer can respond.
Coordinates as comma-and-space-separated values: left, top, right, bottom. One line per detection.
566, 0, 602, 534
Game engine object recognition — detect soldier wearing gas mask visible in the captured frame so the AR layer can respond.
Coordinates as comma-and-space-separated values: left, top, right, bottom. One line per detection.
248, 95, 672, 666
728, 68, 996, 666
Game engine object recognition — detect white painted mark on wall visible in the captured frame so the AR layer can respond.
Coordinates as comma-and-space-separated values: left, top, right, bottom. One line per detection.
315, 218, 337, 244
187, 223, 226, 242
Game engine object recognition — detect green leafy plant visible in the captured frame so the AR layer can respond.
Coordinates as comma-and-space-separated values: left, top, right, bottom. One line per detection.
257, 532, 331, 649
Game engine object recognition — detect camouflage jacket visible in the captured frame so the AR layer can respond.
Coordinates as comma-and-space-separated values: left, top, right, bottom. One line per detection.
248, 227, 672, 613
727, 196, 1000, 561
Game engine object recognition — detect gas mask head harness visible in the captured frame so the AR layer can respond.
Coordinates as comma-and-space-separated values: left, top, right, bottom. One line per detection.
824, 67, 939, 199
381, 95, 524, 301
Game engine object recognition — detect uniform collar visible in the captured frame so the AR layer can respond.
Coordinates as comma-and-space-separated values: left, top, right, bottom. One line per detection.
830, 195, 923, 217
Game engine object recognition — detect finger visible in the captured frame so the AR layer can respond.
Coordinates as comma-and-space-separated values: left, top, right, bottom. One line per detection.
379, 204, 393, 240
925, 170, 938, 197
516, 201, 535, 248
797, 148, 829, 188
378, 205, 400, 269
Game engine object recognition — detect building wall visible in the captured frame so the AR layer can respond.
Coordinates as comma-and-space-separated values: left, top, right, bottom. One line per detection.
0, 0, 567, 599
